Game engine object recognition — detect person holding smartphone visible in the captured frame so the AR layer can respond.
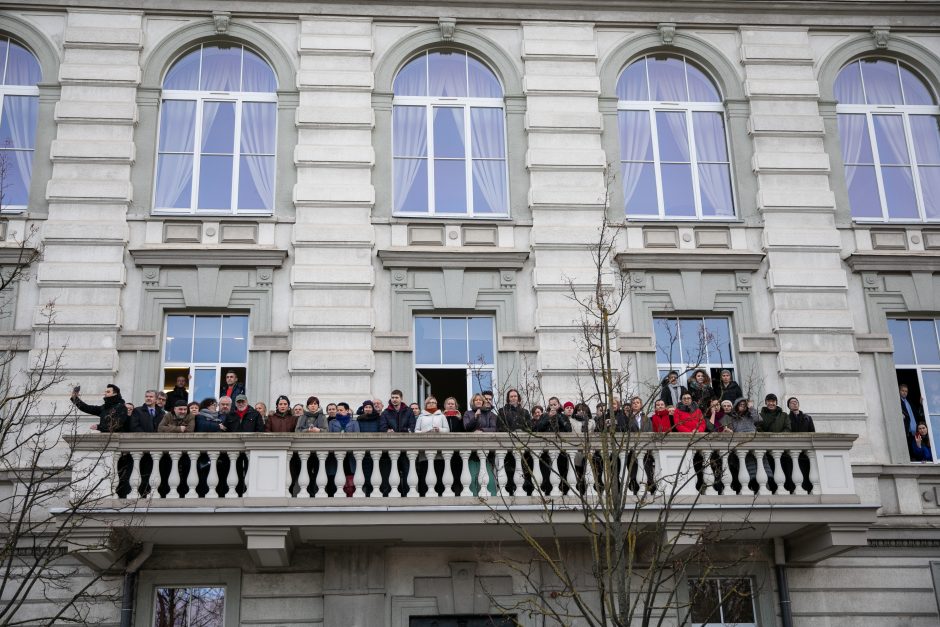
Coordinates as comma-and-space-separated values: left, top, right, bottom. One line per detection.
71, 384, 128, 433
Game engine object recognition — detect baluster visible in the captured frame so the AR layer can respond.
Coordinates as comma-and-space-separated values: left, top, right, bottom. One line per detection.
807, 449, 820, 494
477, 449, 490, 498
736, 449, 750, 495
368, 450, 380, 497
180, 452, 191, 498
531, 450, 544, 496
315, 451, 328, 498
353, 451, 366, 498
388, 451, 401, 498
167, 452, 181, 499
512, 450, 524, 497
719, 450, 732, 496
129, 452, 142, 499
701, 448, 715, 495
441, 450, 455, 497
458, 450, 471, 497
789, 450, 806, 495
618, 451, 629, 494
146, 453, 158, 498
548, 450, 561, 497
296, 452, 311, 498
634, 451, 646, 496
206, 452, 219, 499
225, 452, 238, 498
405, 451, 419, 497
564, 450, 577, 497
494, 450, 507, 497
423, 451, 437, 498
583, 450, 597, 498
771, 450, 785, 495
112, 452, 121, 496
754, 450, 770, 495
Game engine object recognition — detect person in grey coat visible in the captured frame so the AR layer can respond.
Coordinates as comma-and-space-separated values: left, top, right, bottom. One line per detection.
296, 396, 328, 432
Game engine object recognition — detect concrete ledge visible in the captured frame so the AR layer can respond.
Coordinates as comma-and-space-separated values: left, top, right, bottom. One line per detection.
377, 248, 528, 270
845, 252, 940, 273
615, 250, 764, 272
129, 246, 288, 268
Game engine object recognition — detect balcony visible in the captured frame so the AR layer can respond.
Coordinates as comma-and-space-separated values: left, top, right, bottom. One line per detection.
64, 432, 875, 568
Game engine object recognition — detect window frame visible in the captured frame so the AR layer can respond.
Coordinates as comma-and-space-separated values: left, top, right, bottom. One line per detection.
153, 45, 278, 216
887, 317, 940, 463
162, 313, 250, 403
391, 51, 511, 219
653, 316, 737, 387
617, 55, 737, 221
0, 36, 40, 214
135, 568, 240, 627
687, 576, 757, 627
152, 585, 226, 627
413, 315, 497, 408
835, 58, 940, 223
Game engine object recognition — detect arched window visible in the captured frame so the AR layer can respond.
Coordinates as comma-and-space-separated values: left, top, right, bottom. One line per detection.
0, 36, 41, 211
616, 54, 734, 219
392, 50, 508, 217
835, 58, 940, 222
155, 44, 277, 214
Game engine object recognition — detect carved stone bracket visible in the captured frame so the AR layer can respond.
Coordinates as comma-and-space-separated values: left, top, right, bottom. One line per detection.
629, 270, 647, 291
658, 22, 677, 45
213, 11, 231, 34
390, 267, 408, 288
871, 26, 890, 50
499, 269, 516, 289
735, 270, 752, 292
439, 17, 456, 41
861, 272, 883, 292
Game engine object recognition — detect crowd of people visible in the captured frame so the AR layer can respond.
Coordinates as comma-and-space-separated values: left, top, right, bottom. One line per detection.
71, 368, 817, 438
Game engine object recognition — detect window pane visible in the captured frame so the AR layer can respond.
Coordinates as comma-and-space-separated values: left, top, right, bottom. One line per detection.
237, 155, 275, 211
200, 45, 242, 92
656, 111, 690, 162
221, 316, 249, 363
704, 318, 733, 365
911, 116, 940, 165
415, 317, 441, 364
187, 587, 225, 627
164, 48, 201, 90
912, 320, 940, 364
4, 41, 41, 86
838, 114, 874, 164
468, 317, 494, 365
201, 102, 236, 154
467, 55, 502, 98
241, 49, 276, 92
647, 55, 687, 101
888, 319, 915, 365
194, 317, 222, 363
393, 106, 428, 157
434, 159, 468, 214
165, 316, 194, 363
471, 160, 508, 214
617, 58, 648, 101
154, 588, 189, 627
689, 579, 721, 623
470, 108, 505, 158
155, 154, 194, 209
925, 371, 940, 417
158, 101, 196, 153
194, 369, 216, 403
698, 164, 733, 217
428, 51, 468, 98
845, 165, 882, 218
680, 319, 705, 365
0, 148, 32, 206
720, 578, 755, 623
394, 158, 428, 213
919, 166, 940, 220
433, 107, 465, 158
661, 163, 695, 217
900, 65, 935, 105
240, 102, 276, 154
623, 162, 657, 216
471, 370, 493, 395
619, 110, 653, 161
686, 63, 720, 102
834, 61, 865, 104
655, 318, 679, 365
882, 166, 919, 219
197, 155, 234, 210
442, 318, 467, 364
692, 112, 728, 162
860, 59, 904, 105
394, 53, 428, 96
872, 115, 910, 165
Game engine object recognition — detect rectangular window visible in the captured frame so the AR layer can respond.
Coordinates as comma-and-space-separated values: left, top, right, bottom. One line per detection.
654, 316, 735, 386
414, 316, 496, 409
153, 586, 225, 627
887, 318, 940, 462
163, 314, 248, 402
0, 92, 38, 211
689, 577, 756, 626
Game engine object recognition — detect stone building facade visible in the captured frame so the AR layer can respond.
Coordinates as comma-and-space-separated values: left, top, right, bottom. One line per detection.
1, 0, 940, 625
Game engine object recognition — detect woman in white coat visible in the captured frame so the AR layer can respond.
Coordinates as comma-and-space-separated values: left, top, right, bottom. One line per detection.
415, 396, 450, 433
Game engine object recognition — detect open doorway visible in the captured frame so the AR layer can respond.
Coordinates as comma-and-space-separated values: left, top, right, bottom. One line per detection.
416, 368, 469, 412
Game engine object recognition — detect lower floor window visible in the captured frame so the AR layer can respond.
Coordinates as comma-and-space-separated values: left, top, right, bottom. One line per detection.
689, 577, 755, 626
414, 316, 496, 410
163, 314, 249, 402
888, 318, 939, 463
154, 586, 225, 627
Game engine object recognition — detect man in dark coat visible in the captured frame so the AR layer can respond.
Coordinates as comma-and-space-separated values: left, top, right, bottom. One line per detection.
224, 394, 265, 432
379, 390, 415, 433
72, 384, 128, 433
129, 389, 165, 433
218, 370, 246, 404
165, 375, 189, 409
659, 371, 688, 407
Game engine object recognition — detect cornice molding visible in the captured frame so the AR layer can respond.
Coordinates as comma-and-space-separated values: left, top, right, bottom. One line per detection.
615, 250, 764, 272
377, 247, 529, 269
844, 252, 940, 273
0, 246, 39, 265
128, 246, 288, 268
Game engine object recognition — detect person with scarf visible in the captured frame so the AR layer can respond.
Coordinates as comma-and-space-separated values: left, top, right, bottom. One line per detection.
442, 397, 464, 432
296, 396, 328, 432
721, 398, 758, 433
688, 369, 715, 408
328, 402, 360, 433
266, 395, 298, 432
225, 394, 265, 432
195, 398, 227, 432
650, 399, 673, 433
673, 393, 705, 432
356, 399, 381, 432
415, 396, 449, 433
73, 384, 128, 433
463, 393, 498, 432
703, 398, 728, 433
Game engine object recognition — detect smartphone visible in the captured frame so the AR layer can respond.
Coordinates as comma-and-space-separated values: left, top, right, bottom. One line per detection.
72, 385, 81, 395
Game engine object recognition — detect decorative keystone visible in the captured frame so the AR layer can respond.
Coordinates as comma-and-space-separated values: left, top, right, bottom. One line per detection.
439, 17, 457, 41
871, 27, 890, 49
213, 11, 232, 34
658, 23, 677, 46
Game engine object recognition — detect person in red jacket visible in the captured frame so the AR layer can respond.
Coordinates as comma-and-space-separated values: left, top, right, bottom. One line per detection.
672, 393, 705, 433
650, 399, 673, 433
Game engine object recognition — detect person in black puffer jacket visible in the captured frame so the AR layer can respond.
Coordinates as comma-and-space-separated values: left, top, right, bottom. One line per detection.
72, 384, 127, 433
497, 388, 530, 431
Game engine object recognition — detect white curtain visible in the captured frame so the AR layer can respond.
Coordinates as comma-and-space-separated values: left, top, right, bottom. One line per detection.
860, 60, 904, 105
393, 54, 427, 96
155, 99, 197, 208
467, 57, 502, 98
873, 115, 910, 165
838, 113, 868, 190
693, 111, 733, 216
242, 49, 277, 93
4, 43, 41, 86
429, 52, 467, 97
834, 62, 865, 104
470, 107, 507, 213
163, 48, 201, 90
239, 102, 276, 211
1, 95, 37, 202
912, 116, 940, 218
618, 110, 651, 211
393, 105, 428, 212
200, 46, 242, 92
617, 59, 648, 101
648, 56, 687, 101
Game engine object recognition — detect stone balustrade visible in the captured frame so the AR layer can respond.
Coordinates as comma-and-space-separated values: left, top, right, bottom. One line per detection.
67, 432, 859, 504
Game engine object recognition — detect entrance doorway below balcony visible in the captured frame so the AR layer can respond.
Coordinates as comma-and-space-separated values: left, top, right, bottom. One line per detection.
410, 616, 516, 627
